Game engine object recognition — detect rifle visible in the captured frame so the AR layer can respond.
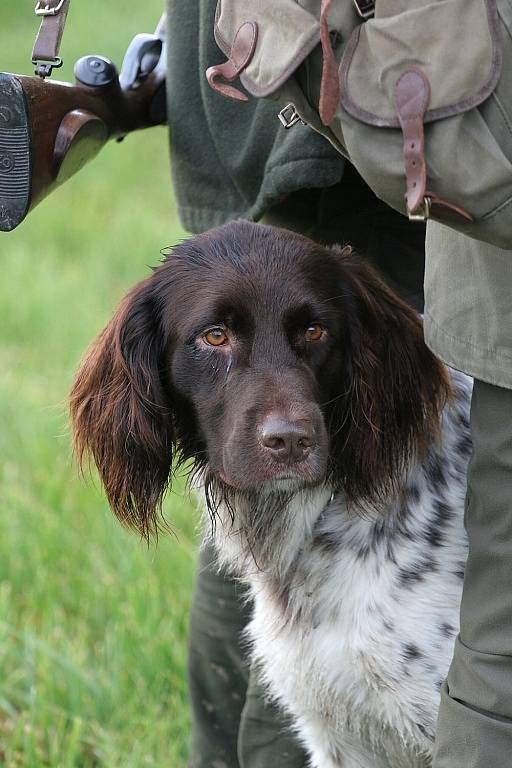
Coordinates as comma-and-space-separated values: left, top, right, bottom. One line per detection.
0, 5, 166, 232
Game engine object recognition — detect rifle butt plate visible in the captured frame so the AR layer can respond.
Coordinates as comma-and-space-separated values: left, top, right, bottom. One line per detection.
0, 73, 32, 232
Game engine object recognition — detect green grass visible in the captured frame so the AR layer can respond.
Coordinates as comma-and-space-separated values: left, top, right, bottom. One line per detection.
0, 3, 198, 765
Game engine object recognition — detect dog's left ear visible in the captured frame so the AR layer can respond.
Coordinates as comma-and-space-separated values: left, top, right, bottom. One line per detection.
330, 246, 452, 506
70, 275, 174, 538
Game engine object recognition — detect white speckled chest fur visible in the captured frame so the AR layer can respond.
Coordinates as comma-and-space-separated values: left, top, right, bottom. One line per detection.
209, 369, 471, 768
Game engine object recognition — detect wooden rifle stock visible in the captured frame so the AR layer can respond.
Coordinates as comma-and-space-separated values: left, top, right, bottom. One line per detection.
0, 53, 166, 232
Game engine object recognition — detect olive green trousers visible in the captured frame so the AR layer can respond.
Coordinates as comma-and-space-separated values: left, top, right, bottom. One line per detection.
433, 378, 512, 767
187, 171, 426, 768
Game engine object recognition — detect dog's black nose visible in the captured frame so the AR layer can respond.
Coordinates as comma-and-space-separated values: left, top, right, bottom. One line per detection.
259, 417, 314, 463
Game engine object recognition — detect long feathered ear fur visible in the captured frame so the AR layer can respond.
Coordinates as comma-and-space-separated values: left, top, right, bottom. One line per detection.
329, 246, 452, 507
70, 277, 174, 539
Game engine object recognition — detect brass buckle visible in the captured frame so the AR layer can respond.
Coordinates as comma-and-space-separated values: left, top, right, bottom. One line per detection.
278, 103, 306, 130
408, 196, 431, 222
35, 0, 66, 16
351, 0, 375, 19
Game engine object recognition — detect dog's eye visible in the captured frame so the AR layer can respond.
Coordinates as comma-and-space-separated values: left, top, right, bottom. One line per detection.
305, 324, 325, 342
204, 327, 228, 346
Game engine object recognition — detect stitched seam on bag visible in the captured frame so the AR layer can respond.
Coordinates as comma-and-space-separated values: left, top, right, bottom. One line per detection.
482, 190, 512, 220
490, 91, 512, 137
425, 310, 512, 361
498, 0, 512, 35
214, 0, 231, 57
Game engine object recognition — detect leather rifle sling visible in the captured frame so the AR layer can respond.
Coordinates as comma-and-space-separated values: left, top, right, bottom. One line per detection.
32, 0, 71, 78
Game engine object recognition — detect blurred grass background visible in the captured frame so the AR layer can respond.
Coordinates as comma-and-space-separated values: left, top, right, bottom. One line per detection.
0, 2, 198, 765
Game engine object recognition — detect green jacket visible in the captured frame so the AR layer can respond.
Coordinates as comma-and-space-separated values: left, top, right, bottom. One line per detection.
165, 0, 343, 233
424, 223, 512, 390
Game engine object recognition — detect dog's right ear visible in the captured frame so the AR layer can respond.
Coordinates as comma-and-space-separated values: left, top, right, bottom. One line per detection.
70, 276, 173, 539
329, 245, 452, 508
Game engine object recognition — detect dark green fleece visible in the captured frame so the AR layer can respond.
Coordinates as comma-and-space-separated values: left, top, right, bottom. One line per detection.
165, 0, 344, 233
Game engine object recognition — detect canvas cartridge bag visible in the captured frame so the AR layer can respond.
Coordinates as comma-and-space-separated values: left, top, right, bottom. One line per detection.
206, 0, 512, 248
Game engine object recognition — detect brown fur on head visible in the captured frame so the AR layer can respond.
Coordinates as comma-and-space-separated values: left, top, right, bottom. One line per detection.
70, 221, 451, 538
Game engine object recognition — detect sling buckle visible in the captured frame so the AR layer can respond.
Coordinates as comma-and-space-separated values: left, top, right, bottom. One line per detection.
35, 0, 66, 16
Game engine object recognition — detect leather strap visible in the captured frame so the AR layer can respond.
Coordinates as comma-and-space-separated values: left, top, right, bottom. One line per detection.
319, 0, 340, 126
394, 68, 473, 223
427, 192, 474, 224
394, 68, 430, 215
32, 0, 71, 78
206, 22, 257, 102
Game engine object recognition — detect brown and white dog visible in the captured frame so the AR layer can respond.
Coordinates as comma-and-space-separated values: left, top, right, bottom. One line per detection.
71, 221, 471, 768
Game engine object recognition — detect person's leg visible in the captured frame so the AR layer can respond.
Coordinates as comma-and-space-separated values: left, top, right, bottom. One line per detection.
237, 671, 308, 768
188, 546, 309, 768
433, 378, 512, 766
188, 542, 252, 768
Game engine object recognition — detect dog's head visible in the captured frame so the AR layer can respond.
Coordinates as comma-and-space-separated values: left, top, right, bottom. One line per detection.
70, 221, 450, 538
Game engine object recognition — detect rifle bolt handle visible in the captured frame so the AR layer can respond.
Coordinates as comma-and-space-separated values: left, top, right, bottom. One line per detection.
74, 55, 118, 88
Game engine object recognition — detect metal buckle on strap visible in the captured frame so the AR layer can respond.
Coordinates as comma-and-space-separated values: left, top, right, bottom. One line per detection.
351, 0, 375, 19
35, 0, 66, 16
32, 56, 63, 78
278, 103, 306, 129
408, 196, 431, 222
